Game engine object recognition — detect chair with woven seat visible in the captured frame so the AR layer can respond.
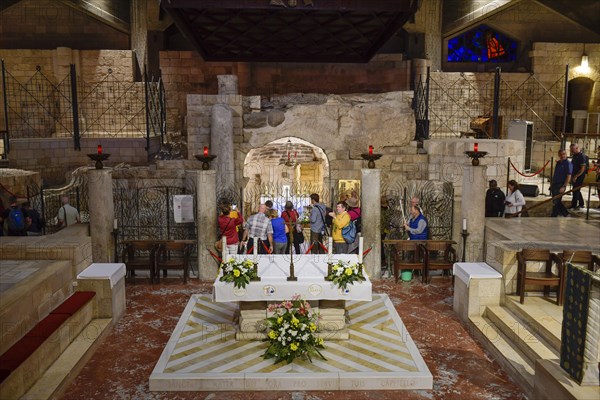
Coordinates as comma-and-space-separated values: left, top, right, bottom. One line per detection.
560, 250, 600, 273
156, 242, 192, 283
392, 241, 426, 283
516, 249, 564, 305
121, 241, 157, 283
422, 241, 457, 283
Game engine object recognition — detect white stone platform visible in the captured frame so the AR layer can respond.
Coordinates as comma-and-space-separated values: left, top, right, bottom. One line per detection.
149, 293, 433, 391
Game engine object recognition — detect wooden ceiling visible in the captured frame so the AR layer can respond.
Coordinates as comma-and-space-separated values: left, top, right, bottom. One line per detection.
161, 0, 417, 63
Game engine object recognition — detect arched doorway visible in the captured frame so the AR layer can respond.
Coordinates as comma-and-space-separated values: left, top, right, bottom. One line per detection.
242, 137, 330, 216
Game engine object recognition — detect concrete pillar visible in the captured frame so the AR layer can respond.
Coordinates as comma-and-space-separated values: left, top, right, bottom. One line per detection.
87, 169, 115, 263
192, 170, 217, 280
211, 104, 235, 190
217, 75, 238, 95
361, 169, 382, 278
461, 165, 487, 262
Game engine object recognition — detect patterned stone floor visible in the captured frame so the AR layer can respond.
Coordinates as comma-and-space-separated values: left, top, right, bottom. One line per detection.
62, 277, 526, 400
150, 293, 432, 391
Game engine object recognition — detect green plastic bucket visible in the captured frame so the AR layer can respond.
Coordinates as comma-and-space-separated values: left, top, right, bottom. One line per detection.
401, 270, 413, 282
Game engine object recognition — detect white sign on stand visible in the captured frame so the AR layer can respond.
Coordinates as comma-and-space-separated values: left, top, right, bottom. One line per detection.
173, 195, 194, 223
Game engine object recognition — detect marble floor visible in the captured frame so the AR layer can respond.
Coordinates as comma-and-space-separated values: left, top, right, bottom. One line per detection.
150, 293, 432, 391
61, 277, 526, 400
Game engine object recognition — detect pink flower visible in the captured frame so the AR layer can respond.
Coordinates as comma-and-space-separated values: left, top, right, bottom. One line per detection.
284, 301, 292, 310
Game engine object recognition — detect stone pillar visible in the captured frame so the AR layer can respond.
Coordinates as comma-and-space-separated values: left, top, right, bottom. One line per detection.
461, 165, 487, 262
192, 170, 217, 280
217, 75, 238, 95
211, 104, 235, 190
361, 169, 381, 278
87, 169, 115, 263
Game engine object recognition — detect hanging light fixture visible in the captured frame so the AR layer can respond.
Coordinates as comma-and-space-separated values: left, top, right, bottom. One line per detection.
579, 43, 589, 72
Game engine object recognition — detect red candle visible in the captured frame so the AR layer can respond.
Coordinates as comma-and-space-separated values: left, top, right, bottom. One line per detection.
474, 143, 478, 152
97, 144, 102, 155
203, 146, 209, 157
369, 145, 373, 155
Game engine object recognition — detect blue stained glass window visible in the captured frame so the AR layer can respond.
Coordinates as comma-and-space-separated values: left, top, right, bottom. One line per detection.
448, 25, 517, 62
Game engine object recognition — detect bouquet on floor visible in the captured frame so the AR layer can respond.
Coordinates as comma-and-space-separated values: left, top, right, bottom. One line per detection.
219, 257, 258, 289
263, 295, 326, 364
325, 260, 366, 290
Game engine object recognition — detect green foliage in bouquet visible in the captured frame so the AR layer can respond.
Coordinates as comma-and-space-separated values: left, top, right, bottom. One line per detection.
325, 260, 366, 290
219, 257, 258, 289
263, 296, 326, 364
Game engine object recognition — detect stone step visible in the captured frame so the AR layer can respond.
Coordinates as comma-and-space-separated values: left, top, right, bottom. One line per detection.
470, 315, 535, 397
486, 306, 559, 363
504, 296, 561, 352
21, 318, 112, 400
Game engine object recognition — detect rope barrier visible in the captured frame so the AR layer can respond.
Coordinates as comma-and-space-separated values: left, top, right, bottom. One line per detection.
509, 159, 550, 178
0, 182, 21, 198
208, 249, 222, 264
362, 247, 372, 259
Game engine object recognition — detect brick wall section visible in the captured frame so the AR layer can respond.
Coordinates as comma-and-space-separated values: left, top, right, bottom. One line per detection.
7, 137, 160, 185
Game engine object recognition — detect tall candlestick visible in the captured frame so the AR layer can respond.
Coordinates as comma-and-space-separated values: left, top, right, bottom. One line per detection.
328, 236, 333, 258
462, 218, 467, 231
222, 236, 227, 262
358, 236, 363, 264
253, 236, 258, 259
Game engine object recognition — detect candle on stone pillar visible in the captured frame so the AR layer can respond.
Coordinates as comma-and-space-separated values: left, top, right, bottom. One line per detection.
358, 236, 363, 264
474, 143, 478, 152
369, 145, 373, 155
204, 146, 209, 157
97, 144, 103, 155
462, 218, 467, 231
113, 218, 118, 230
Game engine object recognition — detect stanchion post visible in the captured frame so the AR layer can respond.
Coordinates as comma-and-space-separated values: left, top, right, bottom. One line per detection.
506, 157, 511, 193
586, 184, 591, 220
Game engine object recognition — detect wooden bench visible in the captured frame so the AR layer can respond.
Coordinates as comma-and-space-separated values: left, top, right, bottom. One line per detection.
383, 240, 457, 282
0, 291, 96, 385
121, 240, 195, 283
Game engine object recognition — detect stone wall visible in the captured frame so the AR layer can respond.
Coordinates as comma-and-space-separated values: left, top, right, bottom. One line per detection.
7, 137, 160, 185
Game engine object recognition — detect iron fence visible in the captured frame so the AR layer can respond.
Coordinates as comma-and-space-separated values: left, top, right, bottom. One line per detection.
414, 67, 567, 141
0, 61, 165, 154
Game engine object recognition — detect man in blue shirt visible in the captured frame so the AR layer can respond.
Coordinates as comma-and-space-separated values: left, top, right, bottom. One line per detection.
551, 149, 572, 217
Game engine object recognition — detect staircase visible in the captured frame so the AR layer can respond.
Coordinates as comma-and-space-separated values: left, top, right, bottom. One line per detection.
470, 295, 562, 398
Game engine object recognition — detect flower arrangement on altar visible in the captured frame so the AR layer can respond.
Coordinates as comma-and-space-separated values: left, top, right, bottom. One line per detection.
263, 295, 326, 364
325, 260, 366, 290
298, 212, 310, 225
219, 257, 259, 289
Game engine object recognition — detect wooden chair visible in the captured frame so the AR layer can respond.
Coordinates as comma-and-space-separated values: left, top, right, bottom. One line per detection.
516, 249, 564, 305
156, 242, 192, 283
392, 241, 426, 283
560, 250, 600, 273
422, 241, 457, 283
121, 241, 157, 283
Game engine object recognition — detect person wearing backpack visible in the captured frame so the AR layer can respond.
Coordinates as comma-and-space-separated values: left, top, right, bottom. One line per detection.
569, 143, 588, 211
22, 201, 44, 236
1, 196, 30, 236
346, 196, 361, 254
57, 196, 81, 229
329, 201, 351, 254
309, 193, 327, 254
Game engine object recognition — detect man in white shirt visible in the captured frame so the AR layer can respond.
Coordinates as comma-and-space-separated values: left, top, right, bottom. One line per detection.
57, 196, 81, 228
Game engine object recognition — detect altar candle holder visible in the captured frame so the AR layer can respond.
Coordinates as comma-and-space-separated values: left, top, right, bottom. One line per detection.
361, 149, 382, 169
195, 147, 217, 170
464, 142, 487, 166
88, 144, 110, 169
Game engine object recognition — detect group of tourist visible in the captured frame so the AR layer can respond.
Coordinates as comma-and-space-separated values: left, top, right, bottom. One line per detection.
218, 192, 363, 255
0, 195, 78, 237
485, 144, 595, 218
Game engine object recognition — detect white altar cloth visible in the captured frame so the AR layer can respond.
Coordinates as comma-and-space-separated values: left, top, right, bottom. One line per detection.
213, 254, 372, 302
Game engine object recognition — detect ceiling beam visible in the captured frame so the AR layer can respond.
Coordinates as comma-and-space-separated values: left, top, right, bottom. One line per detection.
0, 0, 23, 12
57, 0, 130, 33
163, 8, 207, 60
161, 0, 412, 12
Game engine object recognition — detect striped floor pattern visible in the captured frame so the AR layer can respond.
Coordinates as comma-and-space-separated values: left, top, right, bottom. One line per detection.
150, 294, 432, 391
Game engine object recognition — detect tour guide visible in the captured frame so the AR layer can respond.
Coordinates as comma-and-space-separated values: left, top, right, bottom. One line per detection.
404, 205, 429, 240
